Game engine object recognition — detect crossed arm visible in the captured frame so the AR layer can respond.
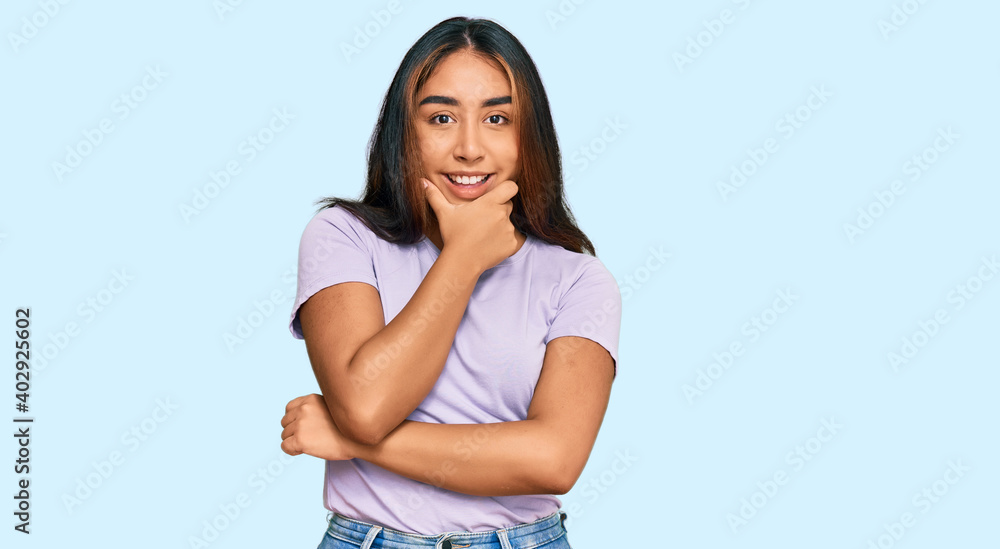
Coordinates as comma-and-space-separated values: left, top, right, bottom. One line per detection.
281, 334, 614, 496
280, 253, 615, 497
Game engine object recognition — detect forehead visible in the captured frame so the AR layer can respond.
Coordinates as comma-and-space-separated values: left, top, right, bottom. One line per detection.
419, 51, 511, 99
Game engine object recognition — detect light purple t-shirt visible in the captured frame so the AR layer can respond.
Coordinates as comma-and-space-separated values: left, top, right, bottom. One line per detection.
288, 204, 622, 534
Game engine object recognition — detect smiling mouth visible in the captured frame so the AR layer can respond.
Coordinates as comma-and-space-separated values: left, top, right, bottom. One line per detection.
445, 173, 494, 186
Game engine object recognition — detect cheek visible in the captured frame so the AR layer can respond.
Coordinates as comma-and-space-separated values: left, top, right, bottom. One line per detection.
416, 134, 447, 165
492, 135, 519, 169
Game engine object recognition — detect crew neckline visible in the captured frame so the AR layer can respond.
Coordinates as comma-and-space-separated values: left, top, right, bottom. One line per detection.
421, 233, 533, 270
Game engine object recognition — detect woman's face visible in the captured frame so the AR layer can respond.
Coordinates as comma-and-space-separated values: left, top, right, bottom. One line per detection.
414, 50, 518, 203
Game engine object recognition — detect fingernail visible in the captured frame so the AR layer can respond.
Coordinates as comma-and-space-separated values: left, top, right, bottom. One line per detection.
422, 180, 429, 189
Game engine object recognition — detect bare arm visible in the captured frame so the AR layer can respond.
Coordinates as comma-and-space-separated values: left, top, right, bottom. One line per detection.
282, 335, 615, 496
299, 179, 521, 446
300, 249, 479, 446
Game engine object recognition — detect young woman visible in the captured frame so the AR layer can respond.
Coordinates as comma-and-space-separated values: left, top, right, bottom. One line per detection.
280, 16, 622, 549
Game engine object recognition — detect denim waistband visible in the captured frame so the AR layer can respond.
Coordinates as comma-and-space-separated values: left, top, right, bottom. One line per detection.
325, 510, 568, 549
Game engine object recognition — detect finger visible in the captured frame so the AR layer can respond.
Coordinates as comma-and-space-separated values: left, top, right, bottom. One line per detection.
285, 394, 311, 413
483, 179, 518, 204
281, 422, 295, 440
280, 409, 297, 428
303, 395, 326, 412
422, 178, 452, 212
280, 437, 301, 456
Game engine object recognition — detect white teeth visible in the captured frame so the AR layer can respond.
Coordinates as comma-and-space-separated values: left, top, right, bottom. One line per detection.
450, 174, 488, 185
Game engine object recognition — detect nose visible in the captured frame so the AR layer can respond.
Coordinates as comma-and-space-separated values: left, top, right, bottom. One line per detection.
452, 121, 484, 162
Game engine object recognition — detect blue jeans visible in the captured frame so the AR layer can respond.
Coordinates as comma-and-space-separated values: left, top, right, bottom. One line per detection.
317, 510, 572, 549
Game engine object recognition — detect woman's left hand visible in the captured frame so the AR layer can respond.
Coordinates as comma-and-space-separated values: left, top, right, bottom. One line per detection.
281, 394, 358, 461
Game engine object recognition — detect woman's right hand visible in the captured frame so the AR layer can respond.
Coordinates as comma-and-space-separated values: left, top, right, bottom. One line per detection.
281, 394, 359, 461
422, 177, 520, 274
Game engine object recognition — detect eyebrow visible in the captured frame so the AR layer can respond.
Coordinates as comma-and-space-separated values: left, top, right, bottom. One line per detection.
418, 95, 512, 107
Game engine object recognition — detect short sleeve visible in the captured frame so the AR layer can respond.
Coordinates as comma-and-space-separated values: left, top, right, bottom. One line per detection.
543, 258, 623, 375
288, 206, 378, 340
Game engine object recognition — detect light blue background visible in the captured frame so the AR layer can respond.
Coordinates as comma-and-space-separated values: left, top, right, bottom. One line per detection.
2, 0, 998, 547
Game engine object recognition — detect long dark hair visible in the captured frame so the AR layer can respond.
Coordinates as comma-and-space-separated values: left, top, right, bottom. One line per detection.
315, 16, 596, 256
